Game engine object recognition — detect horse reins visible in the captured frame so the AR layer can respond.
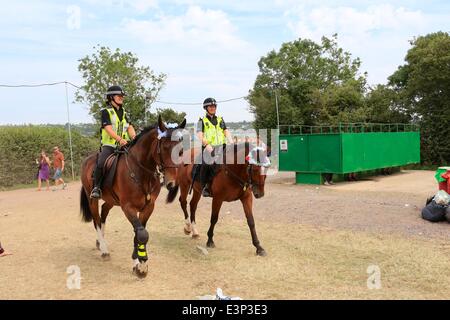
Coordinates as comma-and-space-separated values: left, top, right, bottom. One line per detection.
223, 163, 256, 192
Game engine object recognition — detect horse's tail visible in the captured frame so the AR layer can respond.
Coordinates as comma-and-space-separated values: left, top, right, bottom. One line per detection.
80, 187, 93, 222
166, 185, 179, 203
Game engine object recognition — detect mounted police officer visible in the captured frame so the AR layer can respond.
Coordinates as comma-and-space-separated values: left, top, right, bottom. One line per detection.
90, 85, 137, 199
196, 97, 233, 197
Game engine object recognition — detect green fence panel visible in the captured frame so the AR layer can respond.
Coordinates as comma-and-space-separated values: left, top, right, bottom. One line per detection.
279, 130, 420, 175
279, 135, 309, 171
308, 134, 341, 172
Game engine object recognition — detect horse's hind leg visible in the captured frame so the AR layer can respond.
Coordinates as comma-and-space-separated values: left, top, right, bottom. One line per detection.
95, 202, 113, 254
189, 188, 202, 238
240, 193, 266, 256
90, 200, 110, 259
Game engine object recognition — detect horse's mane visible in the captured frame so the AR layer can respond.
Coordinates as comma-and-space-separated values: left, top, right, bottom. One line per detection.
127, 124, 158, 149
127, 123, 182, 150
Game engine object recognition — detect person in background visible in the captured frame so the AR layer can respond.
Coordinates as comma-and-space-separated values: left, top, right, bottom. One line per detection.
323, 173, 334, 185
52, 146, 67, 191
255, 135, 267, 150
37, 150, 51, 191
347, 172, 357, 181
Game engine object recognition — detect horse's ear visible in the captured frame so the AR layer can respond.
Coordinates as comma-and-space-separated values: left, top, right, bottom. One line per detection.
178, 118, 187, 129
158, 115, 166, 132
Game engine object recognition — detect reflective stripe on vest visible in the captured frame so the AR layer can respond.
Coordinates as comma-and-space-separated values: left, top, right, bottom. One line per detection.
202, 116, 225, 146
101, 107, 130, 147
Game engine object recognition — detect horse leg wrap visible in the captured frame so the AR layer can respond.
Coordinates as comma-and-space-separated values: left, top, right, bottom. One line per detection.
135, 227, 149, 262
136, 227, 149, 244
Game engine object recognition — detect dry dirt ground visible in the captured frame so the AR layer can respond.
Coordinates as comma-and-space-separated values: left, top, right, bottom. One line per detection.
1, 170, 450, 299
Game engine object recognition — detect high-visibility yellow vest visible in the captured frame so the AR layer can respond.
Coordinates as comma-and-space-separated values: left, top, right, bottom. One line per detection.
101, 107, 130, 147
202, 116, 225, 146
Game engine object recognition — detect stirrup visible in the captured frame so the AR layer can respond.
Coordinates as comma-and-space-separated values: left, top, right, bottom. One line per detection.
90, 187, 102, 199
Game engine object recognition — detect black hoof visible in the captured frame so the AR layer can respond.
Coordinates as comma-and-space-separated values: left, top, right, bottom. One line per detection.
206, 241, 215, 248
256, 248, 267, 256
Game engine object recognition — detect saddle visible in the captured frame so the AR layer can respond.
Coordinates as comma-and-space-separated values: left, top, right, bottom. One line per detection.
91, 150, 124, 189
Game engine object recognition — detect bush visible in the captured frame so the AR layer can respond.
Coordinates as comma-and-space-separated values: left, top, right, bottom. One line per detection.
0, 125, 98, 188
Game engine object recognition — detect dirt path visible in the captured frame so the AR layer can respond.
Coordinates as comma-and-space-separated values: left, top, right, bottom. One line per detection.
1, 170, 448, 299
256, 170, 447, 239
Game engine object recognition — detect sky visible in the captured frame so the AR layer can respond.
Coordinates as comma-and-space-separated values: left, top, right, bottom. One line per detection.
0, 0, 449, 125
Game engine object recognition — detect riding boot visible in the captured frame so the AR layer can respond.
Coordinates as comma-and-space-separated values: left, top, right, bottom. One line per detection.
90, 166, 104, 199
200, 165, 212, 197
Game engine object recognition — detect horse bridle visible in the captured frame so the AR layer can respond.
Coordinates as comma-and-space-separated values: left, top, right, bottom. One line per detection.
223, 163, 265, 192
156, 135, 181, 173
123, 130, 180, 182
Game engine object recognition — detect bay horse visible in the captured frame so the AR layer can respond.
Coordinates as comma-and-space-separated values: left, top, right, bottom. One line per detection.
176, 143, 270, 256
80, 116, 186, 278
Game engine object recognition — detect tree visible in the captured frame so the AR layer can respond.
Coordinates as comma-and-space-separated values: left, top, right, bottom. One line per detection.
247, 34, 367, 129
75, 46, 167, 128
149, 108, 187, 125
365, 84, 411, 124
388, 32, 450, 164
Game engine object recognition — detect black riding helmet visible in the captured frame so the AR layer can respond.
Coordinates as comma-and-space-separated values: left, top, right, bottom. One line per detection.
106, 85, 126, 106
203, 97, 217, 110
107, 85, 126, 96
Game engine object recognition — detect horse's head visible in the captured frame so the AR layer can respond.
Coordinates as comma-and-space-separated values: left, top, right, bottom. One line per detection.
155, 115, 186, 191
246, 146, 271, 199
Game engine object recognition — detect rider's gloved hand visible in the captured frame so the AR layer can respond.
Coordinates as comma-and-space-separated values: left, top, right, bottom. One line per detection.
118, 138, 128, 147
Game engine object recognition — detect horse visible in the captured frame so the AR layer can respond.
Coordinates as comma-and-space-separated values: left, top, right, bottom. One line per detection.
79, 116, 186, 278
175, 143, 271, 256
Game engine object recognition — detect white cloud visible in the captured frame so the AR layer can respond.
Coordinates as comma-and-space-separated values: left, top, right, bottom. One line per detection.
122, 6, 248, 52
132, 0, 158, 11
287, 4, 425, 41
83, 0, 158, 12
284, 4, 438, 84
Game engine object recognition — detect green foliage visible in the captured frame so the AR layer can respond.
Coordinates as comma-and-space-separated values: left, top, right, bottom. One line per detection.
365, 84, 411, 124
0, 126, 98, 188
148, 108, 187, 126
388, 32, 450, 164
37, 123, 98, 137
75, 46, 167, 128
248, 34, 367, 129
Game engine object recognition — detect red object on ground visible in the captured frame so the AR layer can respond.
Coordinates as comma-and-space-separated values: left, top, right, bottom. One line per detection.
438, 181, 448, 193
439, 171, 450, 193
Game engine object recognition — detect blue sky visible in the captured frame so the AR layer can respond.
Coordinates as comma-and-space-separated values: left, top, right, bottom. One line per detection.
0, 0, 449, 124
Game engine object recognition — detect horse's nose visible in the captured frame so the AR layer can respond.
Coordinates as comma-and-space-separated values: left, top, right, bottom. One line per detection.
166, 181, 175, 190
253, 190, 264, 199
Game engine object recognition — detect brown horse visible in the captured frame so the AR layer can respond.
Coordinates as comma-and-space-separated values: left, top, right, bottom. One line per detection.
80, 116, 186, 278
176, 143, 270, 256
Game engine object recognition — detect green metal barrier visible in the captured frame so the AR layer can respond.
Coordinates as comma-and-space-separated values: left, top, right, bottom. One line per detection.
279, 123, 421, 184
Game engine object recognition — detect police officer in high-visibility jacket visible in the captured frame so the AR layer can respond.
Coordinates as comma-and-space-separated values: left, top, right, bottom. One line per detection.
90, 85, 136, 199
196, 97, 233, 197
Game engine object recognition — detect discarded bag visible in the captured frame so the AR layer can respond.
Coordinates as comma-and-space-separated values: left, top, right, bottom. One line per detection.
421, 200, 447, 222
434, 190, 450, 206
